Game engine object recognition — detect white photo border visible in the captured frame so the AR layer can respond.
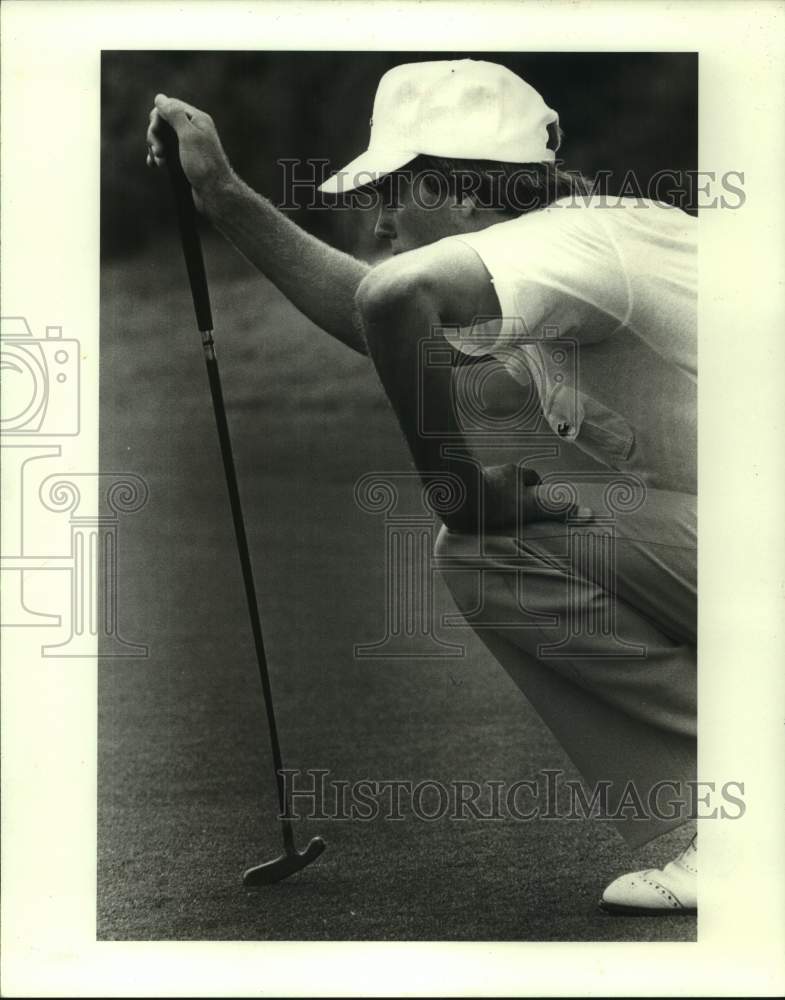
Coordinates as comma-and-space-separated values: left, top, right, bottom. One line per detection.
2, 0, 784, 995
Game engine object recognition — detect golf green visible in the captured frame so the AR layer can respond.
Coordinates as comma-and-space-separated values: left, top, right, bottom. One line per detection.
98, 235, 695, 941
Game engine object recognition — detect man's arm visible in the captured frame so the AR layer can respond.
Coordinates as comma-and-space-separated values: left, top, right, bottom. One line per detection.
201, 174, 370, 354
354, 242, 578, 533
148, 95, 370, 355
355, 259, 480, 532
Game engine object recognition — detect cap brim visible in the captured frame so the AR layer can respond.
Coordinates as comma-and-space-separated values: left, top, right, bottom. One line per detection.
318, 147, 417, 194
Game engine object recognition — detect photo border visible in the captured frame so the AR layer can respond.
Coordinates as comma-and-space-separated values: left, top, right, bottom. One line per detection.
2, 0, 784, 995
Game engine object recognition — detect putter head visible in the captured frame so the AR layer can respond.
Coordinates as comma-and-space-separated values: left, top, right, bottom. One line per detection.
242, 836, 326, 886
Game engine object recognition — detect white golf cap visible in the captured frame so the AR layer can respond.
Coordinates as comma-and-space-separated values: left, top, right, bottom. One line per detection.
319, 59, 559, 194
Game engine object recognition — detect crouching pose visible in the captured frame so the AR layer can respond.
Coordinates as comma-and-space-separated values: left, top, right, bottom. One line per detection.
147, 59, 698, 914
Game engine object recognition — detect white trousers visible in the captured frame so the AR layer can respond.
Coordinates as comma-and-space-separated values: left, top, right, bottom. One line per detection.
434, 483, 697, 848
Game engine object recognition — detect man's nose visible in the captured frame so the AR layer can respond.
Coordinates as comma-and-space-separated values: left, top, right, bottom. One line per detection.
374, 206, 397, 242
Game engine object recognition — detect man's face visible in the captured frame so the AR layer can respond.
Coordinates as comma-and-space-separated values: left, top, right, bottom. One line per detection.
372, 171, 483, 255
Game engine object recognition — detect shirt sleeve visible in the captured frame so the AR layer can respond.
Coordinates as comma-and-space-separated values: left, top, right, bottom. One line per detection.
441, 202, 632, 356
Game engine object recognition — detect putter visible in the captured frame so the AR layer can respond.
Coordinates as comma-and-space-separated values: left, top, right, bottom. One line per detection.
160, 120, 325, 886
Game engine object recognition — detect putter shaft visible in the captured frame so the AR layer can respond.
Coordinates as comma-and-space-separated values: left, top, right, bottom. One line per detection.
161, 121, 299, 858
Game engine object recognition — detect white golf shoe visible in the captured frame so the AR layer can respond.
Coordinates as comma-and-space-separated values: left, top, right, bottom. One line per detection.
599, 835, 697, 915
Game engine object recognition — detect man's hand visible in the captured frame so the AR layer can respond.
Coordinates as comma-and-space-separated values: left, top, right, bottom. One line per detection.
482, 463, 592, 532
146, 94, 233, 210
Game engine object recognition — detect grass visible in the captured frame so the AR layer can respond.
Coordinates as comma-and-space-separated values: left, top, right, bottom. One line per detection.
98, 234, 695, 941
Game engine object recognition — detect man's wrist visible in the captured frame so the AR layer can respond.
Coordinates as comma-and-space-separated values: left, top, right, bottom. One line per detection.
197, 167, 244, 221
481, 462, 543, 531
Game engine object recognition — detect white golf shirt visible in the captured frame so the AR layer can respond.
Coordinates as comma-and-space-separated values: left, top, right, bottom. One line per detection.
445, 196, 697, 494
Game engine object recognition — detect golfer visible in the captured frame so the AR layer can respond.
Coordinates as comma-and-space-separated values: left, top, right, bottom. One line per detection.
147, 59, 698, 915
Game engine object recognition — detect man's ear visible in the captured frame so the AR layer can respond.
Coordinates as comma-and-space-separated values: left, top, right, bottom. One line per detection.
453, 192, 478, 219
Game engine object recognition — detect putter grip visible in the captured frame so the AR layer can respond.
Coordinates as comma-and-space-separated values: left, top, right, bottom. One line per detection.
160, 120, 214, 333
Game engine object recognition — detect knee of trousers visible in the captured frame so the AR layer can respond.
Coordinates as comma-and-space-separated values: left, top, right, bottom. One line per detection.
433, 523, 525, 613
434, 522, 570, 616
433, 524, 475, 609
433, 523, 552, 568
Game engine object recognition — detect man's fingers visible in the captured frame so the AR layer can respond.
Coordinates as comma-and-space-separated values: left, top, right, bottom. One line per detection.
526, 485, 592, 522
148, 95, 215, 169
146, 108, 166, 165
154, 94, 211, 131
153, 93, 193, 136
148, 97, 199, 164
521, 468, 541, 487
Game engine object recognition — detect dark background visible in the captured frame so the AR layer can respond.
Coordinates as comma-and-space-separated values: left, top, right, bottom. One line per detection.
99, 51, 697, 942
102, 51, 697, 258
